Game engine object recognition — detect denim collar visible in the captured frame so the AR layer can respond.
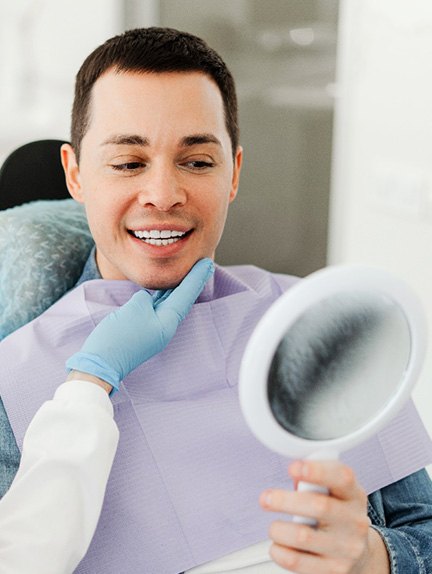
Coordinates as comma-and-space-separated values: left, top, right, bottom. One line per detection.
75, 246, 101, 286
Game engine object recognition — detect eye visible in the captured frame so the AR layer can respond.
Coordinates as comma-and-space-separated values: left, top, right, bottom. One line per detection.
181, 160, 215, 172
110, 162, 145, 172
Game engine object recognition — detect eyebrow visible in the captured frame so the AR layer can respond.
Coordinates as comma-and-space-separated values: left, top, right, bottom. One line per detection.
101, 134, 149, 146
180, 133, 222, 148
101, 133, 222, 148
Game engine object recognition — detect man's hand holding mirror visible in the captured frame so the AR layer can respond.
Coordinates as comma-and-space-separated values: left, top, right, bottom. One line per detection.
240, 265, 427, 573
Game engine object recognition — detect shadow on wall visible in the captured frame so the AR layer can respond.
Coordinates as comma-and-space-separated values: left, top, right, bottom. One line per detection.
217, 96, 333, 277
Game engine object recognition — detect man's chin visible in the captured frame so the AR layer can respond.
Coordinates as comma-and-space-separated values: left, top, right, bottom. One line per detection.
97, 249, 212, 290
134, 263, 198, 291
139, 279, 180, 290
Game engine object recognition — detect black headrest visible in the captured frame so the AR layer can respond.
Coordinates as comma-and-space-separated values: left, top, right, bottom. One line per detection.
0, 139, 70, 210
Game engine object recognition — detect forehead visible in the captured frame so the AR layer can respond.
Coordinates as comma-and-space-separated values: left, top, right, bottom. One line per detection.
87, 70, 227, 140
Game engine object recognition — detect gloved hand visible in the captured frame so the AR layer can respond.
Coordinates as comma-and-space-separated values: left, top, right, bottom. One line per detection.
66, 258, 214, 391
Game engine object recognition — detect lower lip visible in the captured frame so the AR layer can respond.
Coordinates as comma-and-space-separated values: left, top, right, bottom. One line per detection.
128, 231, 193, 257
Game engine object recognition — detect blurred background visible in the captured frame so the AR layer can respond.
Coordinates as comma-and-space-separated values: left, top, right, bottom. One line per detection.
1, 0, 432, 438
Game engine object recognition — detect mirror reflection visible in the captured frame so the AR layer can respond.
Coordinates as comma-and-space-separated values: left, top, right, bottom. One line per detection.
268, 291, 411, 440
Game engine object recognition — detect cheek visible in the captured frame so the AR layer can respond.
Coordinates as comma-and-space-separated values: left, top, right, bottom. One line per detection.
203, 194, 230, 241
82, 204, 113, 251
213, 191, 231, 223
84, 187, 125, 230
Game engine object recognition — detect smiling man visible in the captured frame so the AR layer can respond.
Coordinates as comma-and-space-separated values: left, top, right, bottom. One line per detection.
61, 69, 242, 288
0, 27, 432, 574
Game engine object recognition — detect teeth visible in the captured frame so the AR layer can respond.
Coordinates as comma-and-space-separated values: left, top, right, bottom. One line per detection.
147, 238, 178, 246
161, 230, 177, 238
133, 229, 186, 240
132, 229, 187, 246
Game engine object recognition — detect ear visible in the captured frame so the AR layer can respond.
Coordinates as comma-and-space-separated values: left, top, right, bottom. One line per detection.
60, 143, 84, 203
229, 146, 243, 203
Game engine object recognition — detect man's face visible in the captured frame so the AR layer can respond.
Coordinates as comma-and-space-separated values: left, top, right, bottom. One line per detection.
62, 70, 242, 288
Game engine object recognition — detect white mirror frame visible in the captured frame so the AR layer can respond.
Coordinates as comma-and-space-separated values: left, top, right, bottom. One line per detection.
239, 265, 427, 458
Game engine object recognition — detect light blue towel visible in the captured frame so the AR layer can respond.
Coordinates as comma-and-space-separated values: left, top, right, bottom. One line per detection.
0, 199, 93, 340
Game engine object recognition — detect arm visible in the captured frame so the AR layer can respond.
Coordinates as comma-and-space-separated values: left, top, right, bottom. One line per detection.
368, 468, 432, 573
0, 398, 20, 499
260, 460, 391, 573
0, 379, 117, 574
0, 258, 214, 574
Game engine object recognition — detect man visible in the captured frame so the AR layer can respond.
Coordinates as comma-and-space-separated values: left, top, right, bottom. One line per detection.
0, 27, 431, 574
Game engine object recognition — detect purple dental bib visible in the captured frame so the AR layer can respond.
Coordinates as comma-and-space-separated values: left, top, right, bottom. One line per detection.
0, 265, 431, 574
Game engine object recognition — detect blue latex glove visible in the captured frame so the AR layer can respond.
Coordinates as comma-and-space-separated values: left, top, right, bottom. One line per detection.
66, 258, 214, 390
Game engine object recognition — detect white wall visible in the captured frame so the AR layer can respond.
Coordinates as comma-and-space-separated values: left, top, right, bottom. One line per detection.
330, 0, 432, 437
0, 0, 125, 161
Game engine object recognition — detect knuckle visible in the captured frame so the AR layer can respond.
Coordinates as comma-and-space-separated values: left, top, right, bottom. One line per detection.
271, 490, 283, 507
315, 493, 331, 517
331, 558, 351, 574
309, 461, 324, 482
340, 466, 356, 489
268, 520, 283, 540
271, 489, 290, 511
283, 553, 299, 570
296, 524, 313, 545
275, 549, 298, 570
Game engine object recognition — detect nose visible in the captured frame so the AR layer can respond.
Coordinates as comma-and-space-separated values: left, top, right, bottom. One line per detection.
136, 164, 186, 211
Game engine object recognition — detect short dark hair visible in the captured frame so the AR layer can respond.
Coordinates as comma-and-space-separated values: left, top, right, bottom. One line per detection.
71, 27, 239, 162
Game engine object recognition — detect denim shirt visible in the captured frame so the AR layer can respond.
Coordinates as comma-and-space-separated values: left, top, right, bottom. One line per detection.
1, 250, 432, 573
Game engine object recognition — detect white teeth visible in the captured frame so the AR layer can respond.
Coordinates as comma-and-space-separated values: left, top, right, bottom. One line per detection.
147, 238, 178, 246
132, 229, 187, 246
132, 229, 186, 240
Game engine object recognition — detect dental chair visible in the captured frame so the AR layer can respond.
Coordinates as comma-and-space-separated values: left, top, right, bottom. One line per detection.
0, 140, 70, 210
0, 140, 94, 339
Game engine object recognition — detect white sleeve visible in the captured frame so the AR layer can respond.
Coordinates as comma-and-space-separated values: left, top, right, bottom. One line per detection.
0, 380, 119, 574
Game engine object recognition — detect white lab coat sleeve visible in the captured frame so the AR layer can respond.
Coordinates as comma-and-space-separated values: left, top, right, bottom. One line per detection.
0, 380, 119, 574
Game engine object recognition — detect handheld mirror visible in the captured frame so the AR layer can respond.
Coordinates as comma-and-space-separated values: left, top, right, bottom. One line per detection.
239, 265, 427, 522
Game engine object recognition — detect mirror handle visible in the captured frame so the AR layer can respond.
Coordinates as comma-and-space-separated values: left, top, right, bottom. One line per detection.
292, 450, 338, 526
293, 481, 329, 526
